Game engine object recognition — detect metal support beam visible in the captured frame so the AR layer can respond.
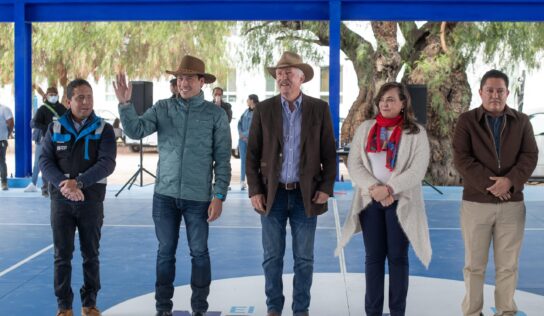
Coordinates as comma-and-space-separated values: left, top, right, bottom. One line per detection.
14, 1, 32, 177
329, 0, 341, 180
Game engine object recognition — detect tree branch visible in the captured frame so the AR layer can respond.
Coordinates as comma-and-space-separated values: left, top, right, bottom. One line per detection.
440, 22, 449, 53
276, 35, 321, 45
242, 21, 274, 35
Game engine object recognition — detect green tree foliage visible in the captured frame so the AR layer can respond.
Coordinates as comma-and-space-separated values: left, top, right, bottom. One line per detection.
0, 23, 14, 85
0, 21, 234, 88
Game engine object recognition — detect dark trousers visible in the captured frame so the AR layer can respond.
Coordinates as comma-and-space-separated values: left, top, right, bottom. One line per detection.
359, 200, 409, 316
0, 140, 7, 182
51, 199, 104, 310
152, 193, 211, 313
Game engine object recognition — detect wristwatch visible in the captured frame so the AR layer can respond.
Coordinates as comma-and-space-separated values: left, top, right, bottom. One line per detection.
214, 193, 225, 201
76, 180, 84, 189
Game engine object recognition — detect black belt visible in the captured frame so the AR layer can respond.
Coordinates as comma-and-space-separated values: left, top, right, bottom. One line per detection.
278, 182, 299, 190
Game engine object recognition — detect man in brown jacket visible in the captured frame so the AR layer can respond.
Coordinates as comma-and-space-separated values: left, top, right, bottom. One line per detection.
246, 51, 336, 316
453, 69, 538, 316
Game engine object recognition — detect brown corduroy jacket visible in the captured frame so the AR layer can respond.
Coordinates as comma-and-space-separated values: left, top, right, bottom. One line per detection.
453, 105, 538, 203
246, 94, 337, 217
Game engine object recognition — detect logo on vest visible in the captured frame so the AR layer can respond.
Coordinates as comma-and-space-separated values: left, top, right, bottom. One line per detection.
56, 145, 68, 151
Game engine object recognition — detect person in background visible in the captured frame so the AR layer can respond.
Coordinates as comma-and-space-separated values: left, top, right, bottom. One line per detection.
212, 87, 233, 123
238, 94, 258, 190
169, 78, 179, 99
25, 86, 67, 196
336, 82, 432, 316
0, 102, 13, 190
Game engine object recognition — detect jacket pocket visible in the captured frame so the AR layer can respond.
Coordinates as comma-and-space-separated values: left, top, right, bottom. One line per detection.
187, 119, 213, 153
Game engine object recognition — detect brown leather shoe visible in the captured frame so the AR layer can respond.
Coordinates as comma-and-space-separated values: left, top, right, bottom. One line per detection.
82, 306, 101, 316
267, 312, 281, 316
56, 310, 73, 316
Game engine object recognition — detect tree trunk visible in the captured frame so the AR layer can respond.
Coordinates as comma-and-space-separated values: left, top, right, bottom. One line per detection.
404, 23, 471, 185
57, 62, 69, 105
340, 22, 401, 145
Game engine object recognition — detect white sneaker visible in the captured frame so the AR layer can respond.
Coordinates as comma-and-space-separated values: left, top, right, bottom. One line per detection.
241, 181, 247, 191
24, 183, 38, 192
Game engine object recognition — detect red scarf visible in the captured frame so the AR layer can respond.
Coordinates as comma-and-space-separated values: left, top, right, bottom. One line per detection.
365, 113, 404, 171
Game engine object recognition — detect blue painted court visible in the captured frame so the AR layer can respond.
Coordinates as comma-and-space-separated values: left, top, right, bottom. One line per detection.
1, 183, 543, 315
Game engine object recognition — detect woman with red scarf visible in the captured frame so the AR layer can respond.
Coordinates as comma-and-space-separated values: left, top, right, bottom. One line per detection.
336, 82, 432, 316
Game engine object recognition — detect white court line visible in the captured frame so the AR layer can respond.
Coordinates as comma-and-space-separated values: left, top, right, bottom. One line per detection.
0, 243, 54, 278
330, 197, 351, 316
331, 198, 347, 273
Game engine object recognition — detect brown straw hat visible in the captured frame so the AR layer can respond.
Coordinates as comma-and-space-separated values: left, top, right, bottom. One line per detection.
267, 51, 314, 83
166, 55, 216, 84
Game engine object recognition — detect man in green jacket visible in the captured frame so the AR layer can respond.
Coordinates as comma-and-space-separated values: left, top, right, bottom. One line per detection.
113, 55, 231, 316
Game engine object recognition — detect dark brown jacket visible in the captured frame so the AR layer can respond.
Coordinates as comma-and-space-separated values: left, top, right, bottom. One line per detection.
453, 106, 538, 203
246, 94, 337, 216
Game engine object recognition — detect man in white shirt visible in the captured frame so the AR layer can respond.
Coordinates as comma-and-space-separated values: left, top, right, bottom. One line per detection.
0, 103, 14, 190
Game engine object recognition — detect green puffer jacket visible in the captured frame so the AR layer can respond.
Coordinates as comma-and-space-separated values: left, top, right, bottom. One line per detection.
119, 91, 231, 201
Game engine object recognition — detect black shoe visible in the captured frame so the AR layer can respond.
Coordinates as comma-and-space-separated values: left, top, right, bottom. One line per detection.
192, 312, 205, 316
155, 312, 172, 316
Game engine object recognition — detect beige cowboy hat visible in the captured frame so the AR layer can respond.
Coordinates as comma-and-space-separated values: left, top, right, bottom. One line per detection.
267, 51, 314, 83
166, 55, 216, 84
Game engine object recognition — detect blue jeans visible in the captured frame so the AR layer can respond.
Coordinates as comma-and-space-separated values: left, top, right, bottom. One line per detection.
51, 199, 104, 310
152, 193, 211, 313
359, 200, 409, 316
260, 187, 317, 315
239, 139, 247, 182
0, 140, 7, 182
31, 142, 48, 190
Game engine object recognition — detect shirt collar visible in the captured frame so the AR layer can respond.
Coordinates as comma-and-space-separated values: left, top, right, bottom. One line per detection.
476, 104, 515, 121
281, 93, 303, 112
179, 90, 205, 107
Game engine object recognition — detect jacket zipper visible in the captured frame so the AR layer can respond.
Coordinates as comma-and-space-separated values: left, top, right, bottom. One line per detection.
179, 103, 189, 183
70, 124, 84, 178
498, 115, 507, 171
485, 115, 507, 171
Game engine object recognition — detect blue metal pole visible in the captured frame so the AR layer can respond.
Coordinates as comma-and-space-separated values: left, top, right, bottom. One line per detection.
329, 0, 341, 180
14, 0, 32, 178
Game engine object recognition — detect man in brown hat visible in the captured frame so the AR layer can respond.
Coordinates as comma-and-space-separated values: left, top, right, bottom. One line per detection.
113, 55, 231, 316
246, 51, 337, 316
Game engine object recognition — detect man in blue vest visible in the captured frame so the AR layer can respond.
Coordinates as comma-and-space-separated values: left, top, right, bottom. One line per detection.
40, 78, 117, 316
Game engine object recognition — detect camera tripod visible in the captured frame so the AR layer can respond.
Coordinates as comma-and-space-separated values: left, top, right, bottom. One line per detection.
115, 139, 156, 197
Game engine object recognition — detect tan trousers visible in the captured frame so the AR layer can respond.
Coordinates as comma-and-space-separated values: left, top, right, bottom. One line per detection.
460, 200, 526, 316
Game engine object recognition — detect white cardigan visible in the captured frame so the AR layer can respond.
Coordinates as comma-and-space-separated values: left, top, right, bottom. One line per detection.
336, 120, 432, 268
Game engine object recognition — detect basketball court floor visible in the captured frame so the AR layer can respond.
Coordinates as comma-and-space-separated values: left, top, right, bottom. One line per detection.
1, 183, 543, 315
